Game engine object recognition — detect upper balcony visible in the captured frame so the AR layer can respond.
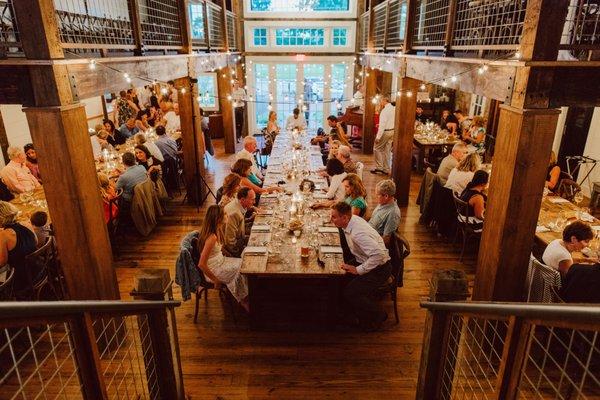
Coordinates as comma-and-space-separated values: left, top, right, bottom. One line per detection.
359, 0, 600, 61
0, 0, 239, 59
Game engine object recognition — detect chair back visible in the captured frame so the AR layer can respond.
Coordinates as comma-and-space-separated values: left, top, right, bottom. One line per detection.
190, 237, 213, 289
0, 265, 15, 301
216, 187, 224, 205
24, 236, 56, 289
390, 232, 410, 288
526, 255, 562, 303
355, 161, 364, 181
452, 192, 472, 221
557, 178, 581, 202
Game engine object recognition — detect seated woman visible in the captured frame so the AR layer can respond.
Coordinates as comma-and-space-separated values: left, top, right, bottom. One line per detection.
196, 205, 249, 311
440, 109, 459, 135
546, 151, 561, 192
542, 221, 594, 275
463, 116, 486, 153
103, 119, 126, 146
134, 144, 162, 181
98, 173, 119, 224
267, 111, 280, 136
231, 159, 281, 196
147, 104, 162, 127
134, 133, 164, 162
0, 201, 38, 293
134, 109, 151, 132
342, 173, 368, 217
459, 170, 489, 231
312, 159, 348, 209
219, 173, 242, 207
445, 152, 481, 194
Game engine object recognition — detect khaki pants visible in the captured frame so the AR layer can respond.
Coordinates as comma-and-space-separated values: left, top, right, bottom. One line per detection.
374, 130, 394, 173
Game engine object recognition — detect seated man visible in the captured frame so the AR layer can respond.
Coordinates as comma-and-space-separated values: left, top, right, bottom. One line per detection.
0, 147, 41, 194
560, 262, 600, 303
437, 142, 467, 184
223, 187, 255, 257
116, 152, 148, 203
236, 136, 263, 181
331, 202, 391, 331
118, 117, 139, 139
336, 145, 357, 174
163, 103, 181, 133
368, 180, 401, 246
285, 108, 307, 131
154, 125, 179, 161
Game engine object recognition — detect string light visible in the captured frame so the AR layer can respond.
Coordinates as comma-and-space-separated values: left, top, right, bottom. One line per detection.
226, 94, 232, 101
450, 75, 457, 82
180, 88, 186, 94
161, 87, 168, 95
420, 83, 426, 91
126, 77, 132, 83
441, 80, 448, 87
89, 60, 96, 70
514, 51, 521, 59
302, 105, 307, 112
406, 91, 413, 98
478, 66, 485, 74
123, 73, 129, 79
371, 97, 378, 104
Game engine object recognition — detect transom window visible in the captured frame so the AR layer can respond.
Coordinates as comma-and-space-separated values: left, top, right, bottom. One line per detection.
332, 28, 348, 46
189, 4, 205, 40
253, 28, 268, 46
275, 28, 325, 46
250, 0, 349, 12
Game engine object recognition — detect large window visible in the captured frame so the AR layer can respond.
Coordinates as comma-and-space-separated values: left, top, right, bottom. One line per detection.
303, 64, 325, 131
254, 64, 270, 129
330, 63, 347, 114
197, 73, 218, 111
276, 65, 297, 126
189, 3, 205, 40
253, 28, 268, 46
275, 28, 324, 46
332, 28, 348, 46
250, 0, 349, 12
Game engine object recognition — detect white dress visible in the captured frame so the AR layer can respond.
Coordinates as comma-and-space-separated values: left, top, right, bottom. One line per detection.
206, 241, 248, 302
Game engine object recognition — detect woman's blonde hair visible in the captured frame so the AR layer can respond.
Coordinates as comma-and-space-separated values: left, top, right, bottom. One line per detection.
197, 205, 225, 251
222, 173, 242, 197
456, 152, 481, 172
97, 173, 112, 200
268, 111, 277, 122
471, 116, 485, 127
97, 130, 109, 140
231, 159, 252, 177
342, 173, 367, 198
549, 150, 557, 166
0, 201, 19, 227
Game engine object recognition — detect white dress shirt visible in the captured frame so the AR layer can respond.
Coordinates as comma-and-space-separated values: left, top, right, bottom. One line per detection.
285, 114, 308, 130
326, 172, 347, 201
0, 160, 41, 193
144, 141, 164, 162
376, 103, 396, 140
236, 148, 263, 180
343, 215, 390, 275
232, 88, 247, 108
353, 91, 364, 111
163, 111, 181, 133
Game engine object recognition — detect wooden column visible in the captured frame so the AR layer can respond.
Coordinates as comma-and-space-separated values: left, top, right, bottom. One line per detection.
362, 67, 379, 154
11, 0, 63, 60
472, 106, 560, 301
177, 0, 193, 54
0, 111, 9, 163
24, 104, 120, 300
126, 0, 144, 56
218, 66, 236, 154
391, 77, 420, 206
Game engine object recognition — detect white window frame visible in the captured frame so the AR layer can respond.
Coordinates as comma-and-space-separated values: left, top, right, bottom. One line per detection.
469, 94, 486, 117
197, 72, 219, 112
252, 27, 269, 47
244, 0, 357, 19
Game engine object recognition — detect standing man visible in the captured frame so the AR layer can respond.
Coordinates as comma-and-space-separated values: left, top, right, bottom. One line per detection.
223, 187, 255, 257
330, 202, 391, 331
371, 96, 395, 175
232, 80, 247, 142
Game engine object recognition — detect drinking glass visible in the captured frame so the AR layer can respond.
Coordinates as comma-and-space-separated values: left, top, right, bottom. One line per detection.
574, 191, 584, 207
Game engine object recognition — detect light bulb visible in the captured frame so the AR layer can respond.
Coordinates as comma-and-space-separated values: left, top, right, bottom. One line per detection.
181, 88, 186, 94
483, 65, 489, 71
396, 91, 401, 97
89, 60, 96, 70
515, 51, 521, 59
406, 91, 413, 98
123, 73, 129, 79
126, 77, 132, 83
371, 97, 378, 104
451, 75, 457, 82
227, 95, 232, 101
420, 83, 426, 91
302, 105, 307, 112
197, 96, 202, 102
478, 66, 485, 75
355, 78, 360, 83
442, 80, 448, 87
267, 104, 273, 111
161, 88, 168, 95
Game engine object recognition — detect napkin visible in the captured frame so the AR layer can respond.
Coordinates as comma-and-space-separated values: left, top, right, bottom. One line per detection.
548, 197, 570, 204
243, 246, 267, 255
318, 226, 339, 233
579, 212, 595, 222
257, 209, 273, 216
263, 193, 279, 198
251, 224, 271, 232
536, 226, 550, 233
313, 192, 329, 199
320, 246, 343, 254
592, 225, 600, 231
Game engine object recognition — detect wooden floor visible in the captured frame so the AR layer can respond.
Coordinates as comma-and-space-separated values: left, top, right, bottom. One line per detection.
115, 139, 476, 399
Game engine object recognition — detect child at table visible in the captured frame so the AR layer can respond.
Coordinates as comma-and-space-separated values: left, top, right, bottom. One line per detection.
30, 211, 51, 248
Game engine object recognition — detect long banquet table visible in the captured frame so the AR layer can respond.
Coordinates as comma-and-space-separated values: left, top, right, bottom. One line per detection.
240, 130, 347, 329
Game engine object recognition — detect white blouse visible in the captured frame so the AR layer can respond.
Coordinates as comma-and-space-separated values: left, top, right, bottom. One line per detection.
326, 172, 348, 201
445, 169, 474, 195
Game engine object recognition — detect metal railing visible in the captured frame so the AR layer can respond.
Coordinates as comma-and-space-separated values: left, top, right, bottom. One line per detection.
386, 0, 408, 50
206, 1, 224, 50
372, 2, 388, 50
0, 0, 22, 56
360, 12, 369, 50
417, 301, 600, 399
0, 300, 184, 399
226, 10, 237, 51
560, 0, 600, 61
138, 0, 183, 50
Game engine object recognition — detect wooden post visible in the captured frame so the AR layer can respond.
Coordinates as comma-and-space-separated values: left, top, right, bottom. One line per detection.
403, 0, 416, 53
218, 66, 236, 154
11, 0, 63, 60
176, 76, 206, 204
443, 0, 458, 56
362, 67, 379, 154
391, 77, 420, 206
0, 111, 9, 163
220, 0, 230, 52
127, 0, 144, 56
177, 0, 193, 54
495, 317, 533, 400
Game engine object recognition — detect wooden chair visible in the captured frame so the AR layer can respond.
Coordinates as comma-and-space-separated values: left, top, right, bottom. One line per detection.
0, 265, 15, 301
20, 237, 61, 301
355, 161, 364, 181
386, 232, 411, 323
107, 189, 123, 248
526, 255, 562, 303
557, 178, 581, 202
190, 237, 237, 325
452, 193, 483, 262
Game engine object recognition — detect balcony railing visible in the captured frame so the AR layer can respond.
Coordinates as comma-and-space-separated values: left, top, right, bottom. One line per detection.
226, 10, 237, 51
0, 300, 184, 399
206, 1, 224, 50
0, 0, 21, 56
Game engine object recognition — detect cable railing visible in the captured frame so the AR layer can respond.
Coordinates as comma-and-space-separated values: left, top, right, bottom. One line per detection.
226, 10, 237, 51
560, 0, 600, 61
0, 300, 184, 399
206, 1, 224, 50
0, 0, 21, 57
417, 301, 600, 399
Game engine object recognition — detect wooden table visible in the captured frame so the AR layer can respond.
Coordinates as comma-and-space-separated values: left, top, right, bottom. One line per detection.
536, 195, 600, 262
10, 187, 50, 224
413, 135, 459, 173
241, 132, 347, 329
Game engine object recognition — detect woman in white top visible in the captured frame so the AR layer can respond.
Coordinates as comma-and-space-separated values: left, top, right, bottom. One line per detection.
445, 152, 481, 194
197, 205, 249, 311
312, 159, 348, 209
542, 221, 594, 275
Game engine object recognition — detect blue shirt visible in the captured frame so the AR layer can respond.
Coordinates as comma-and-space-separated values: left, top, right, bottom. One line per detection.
116, 165, 147, 201
155, 135, 179, 161
368, 201, 401, 237
118, 124, 139, 139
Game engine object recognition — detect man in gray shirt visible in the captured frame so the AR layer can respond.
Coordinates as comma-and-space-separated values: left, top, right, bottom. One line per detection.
437, 142, 468, 184
116, 152, 148, 202
368, 179, 401, 246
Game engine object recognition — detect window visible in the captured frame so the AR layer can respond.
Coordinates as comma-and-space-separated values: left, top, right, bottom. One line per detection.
332, 28, 348, 46
250, 0, 349, 12
189, 3, 205, 40
254, 64, 270, 128
470, 94, 486, 117
253, 28, 268, 46
275, 28, 324, 46
197, 73, 218, 111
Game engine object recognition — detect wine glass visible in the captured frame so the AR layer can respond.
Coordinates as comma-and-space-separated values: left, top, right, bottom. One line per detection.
574, 191, 584, 207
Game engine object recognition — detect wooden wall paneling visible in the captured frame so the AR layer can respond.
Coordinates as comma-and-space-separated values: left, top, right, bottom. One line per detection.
24, 104, 119, 300
472, 106, 560, 301
362, 67, 380, 154
218, 66, 236, 154
392, 77, 420, 207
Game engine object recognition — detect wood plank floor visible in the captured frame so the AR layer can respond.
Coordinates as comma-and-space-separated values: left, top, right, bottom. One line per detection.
115, 140, 476, 399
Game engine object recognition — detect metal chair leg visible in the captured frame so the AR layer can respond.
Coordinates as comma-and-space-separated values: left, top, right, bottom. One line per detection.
459, 231, 468, 262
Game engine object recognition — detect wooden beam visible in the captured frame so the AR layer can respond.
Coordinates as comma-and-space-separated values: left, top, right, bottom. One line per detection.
0, 110, 9, 163
11, 0, 63, 60
24, 104, 119, 300
548, 67, 600, 107
443, 0, 458, 56
217, 66, 236, 154
518, 0, 569, 62
391, 77, 420, 207
0, 66, 34, 105
362, 67, 379, 154
472, 106, 560, 301
403, 0, 416, 53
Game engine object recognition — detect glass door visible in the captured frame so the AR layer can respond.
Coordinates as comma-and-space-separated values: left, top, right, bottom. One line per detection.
254, 64, 270, 130
303, 64, 325, 131
275, 64, 297, 127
